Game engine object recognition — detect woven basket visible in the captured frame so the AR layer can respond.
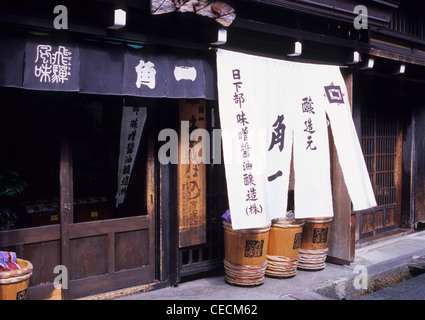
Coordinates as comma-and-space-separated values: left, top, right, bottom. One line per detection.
298, 217, 332, 270
0, 259, 33, 300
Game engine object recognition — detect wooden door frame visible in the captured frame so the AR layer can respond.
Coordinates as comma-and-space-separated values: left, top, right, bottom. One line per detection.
62, 108, 157, 299
353, 74, 405, 240
0, 106, 157, 300
356, 115, 403, 239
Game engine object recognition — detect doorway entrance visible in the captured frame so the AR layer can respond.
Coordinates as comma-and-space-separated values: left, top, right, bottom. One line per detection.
0, 89, 156, 299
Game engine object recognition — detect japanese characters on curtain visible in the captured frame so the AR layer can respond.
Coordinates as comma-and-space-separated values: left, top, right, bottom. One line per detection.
217, 50, 294, 230
124, 49, 167, 98
322, 72, 377, 211
293, 62, 376, 213
290, 62, 334, 220
216, 49, 376, 230
116, 106, 147, 207
123, 49, 214, 99
2, 35, 217, 100
24, 40, 80, 91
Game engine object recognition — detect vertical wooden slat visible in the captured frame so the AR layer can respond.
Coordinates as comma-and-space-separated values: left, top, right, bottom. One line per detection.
15, 244, 24, 261
395, 117, 403, 227
60, 138, 73, 300
108, 233, 115, 274
146, 108, 156, 281
373, 110, 377, 203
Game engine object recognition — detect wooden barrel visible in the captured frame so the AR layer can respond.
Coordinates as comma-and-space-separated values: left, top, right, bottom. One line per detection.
268, 219, 304, 258
298, 217, 332, 270
223, 221, 270, 286
0, 259, 33, 300
266, 219, 304, 278
300, 217, 332, 251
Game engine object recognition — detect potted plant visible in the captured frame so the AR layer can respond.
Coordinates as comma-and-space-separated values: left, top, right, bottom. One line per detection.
0, 166, 28, 231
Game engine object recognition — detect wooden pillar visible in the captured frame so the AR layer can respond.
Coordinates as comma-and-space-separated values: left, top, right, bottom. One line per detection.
414, 102, 425, 226
327, 70, 355, 265
59, 137, 73, 299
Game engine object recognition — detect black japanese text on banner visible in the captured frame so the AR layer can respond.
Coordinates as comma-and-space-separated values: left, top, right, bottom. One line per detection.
216, 49, 376, 229
116, 106, 147, 206
292, 62, 333, 219
216, 49, 293, 230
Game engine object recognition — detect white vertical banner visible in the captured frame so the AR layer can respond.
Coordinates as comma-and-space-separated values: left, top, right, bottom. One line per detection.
216, 50, 376, 229
116, 106, 147, 206
291, 63, 334, 219
321, 67, 377, 211
216, 49, 293, 230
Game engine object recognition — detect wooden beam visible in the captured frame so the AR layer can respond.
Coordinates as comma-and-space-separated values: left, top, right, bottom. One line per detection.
232, 18, 370, 51
368, 46, 425, 67
239, 0, 395, 28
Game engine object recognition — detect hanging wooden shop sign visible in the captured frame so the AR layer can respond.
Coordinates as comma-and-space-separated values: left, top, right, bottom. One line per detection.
178, 99, 207, 247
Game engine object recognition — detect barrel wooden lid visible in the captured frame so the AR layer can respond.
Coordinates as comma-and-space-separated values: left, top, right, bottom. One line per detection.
223, 221, 270, 233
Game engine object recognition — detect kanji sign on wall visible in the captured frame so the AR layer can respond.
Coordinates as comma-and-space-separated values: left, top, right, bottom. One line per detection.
177, 99, 207, 247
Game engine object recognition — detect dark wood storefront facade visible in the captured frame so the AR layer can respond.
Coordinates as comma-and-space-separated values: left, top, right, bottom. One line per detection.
1, 0, 425, 299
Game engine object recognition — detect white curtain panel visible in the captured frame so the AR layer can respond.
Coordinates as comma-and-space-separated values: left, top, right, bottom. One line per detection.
216, 49, 375, 230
